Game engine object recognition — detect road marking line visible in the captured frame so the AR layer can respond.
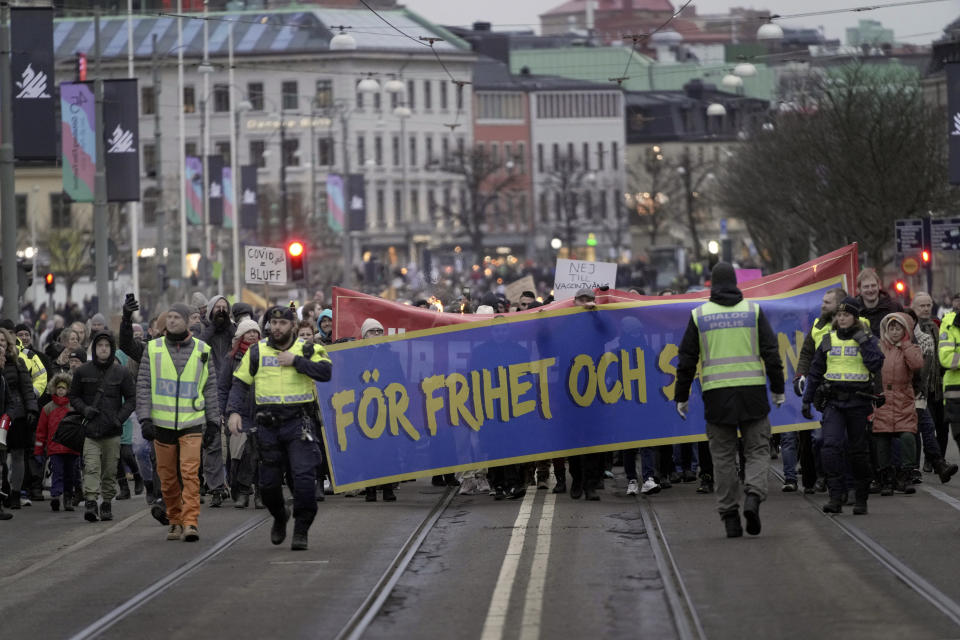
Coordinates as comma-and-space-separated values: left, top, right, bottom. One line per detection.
922, 486, 960, 513
479, 490, 537, 640
0, 508, 149, 587
270, 560, 330, 565
518, 492, 556, 640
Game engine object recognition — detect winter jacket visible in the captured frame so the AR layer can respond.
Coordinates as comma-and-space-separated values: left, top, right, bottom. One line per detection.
218, 343, 255, 433
674, 283, 785, 425
0, 374, 13, 422
34, 395, 80, 456
135, 333, 220, 429
68, 331, 136, 440
856, 290, 903, 338
915, 317, 942, 401
1, 354, 37, 421
873, 313, 923, 434
200, 295, 236, 381
118, 314, 146, 364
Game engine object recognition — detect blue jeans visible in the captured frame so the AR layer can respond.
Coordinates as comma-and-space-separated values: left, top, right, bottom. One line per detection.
623, 448, 658, 481
781, 431, 798, 483
49, 453, 79, 498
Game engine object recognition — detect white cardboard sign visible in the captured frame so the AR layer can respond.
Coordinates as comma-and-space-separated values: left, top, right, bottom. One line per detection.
553, 259, 617, 300
245, 245, 288, 285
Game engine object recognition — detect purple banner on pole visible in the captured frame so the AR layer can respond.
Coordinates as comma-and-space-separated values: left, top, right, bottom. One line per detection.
60, 82, 95, 202
327, 174, 344, 233
185, 156, 203, 225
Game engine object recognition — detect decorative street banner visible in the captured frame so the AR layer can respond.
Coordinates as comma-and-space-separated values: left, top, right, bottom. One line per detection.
948, 63, 960, 185
318, 275, 847, 492
240, 165, 258, 229
327, 173, 345, 233
185, 156, 203, 225
244, 245, 287, 284
11, 7, 55, 160
554, 258, 618, 299
207, 155, 224, 225
347, 173, 366, 232
104, 79, 140, 202
60, 82, 95, 202
331, 244, 860, 343
223, 166, 235, 230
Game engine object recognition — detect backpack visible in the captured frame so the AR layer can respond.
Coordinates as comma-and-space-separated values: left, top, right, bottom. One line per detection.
52, 411, 86, 452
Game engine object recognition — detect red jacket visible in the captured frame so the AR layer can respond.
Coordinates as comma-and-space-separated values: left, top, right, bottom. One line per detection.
34, 396, 80, 456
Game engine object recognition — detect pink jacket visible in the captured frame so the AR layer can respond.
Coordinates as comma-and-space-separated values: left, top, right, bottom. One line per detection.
873, 313, 923, 434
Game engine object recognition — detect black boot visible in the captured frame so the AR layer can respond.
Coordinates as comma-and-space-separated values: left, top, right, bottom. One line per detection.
895, 469, 916, 494
697, 474, 714, 494
133, 475, 144, 495
934, 459, 959, 484
234, 493, 250, 509
569, 480, 583, 500
117, 478, 131, 500
365, 487, 377, 502
291, 527, 308, 551
210, 489, 224, 508
723, 512, 742, 538
51, 497, 60, 511
151, 500, 169, 526
99, 500, 113, 521
84, 500, 99, 522
382, 486, 397, 502
143, 480, 155, 505
822, 499, 843, 513
63, 493, 75, 512
743, 493, 761, 535
254, 487, 265, 509
0, 501, 11, 520
880, 468, 894, 496
270, 507, 290, 545
551, 479, 567, 494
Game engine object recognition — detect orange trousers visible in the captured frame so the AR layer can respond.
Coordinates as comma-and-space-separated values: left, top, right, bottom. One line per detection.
154, 432, 202, 527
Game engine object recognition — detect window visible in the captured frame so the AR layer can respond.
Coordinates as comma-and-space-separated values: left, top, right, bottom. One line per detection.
357, 134, 366, 166
282, 81, 298, 110
393, 189, 402, 222
504, 142, 512, 167
374, 136, 383, 165
425, 136, 434, 164
409, 135, 417, 167
428, 188, 437, 220
612, 142, 619, 170
539, 192, 549, 223
407, 80, 416, 110
247, 82, 264, 111
600, 190, 609, 220
583, 142, 590, 171
390, 91, 399, 111
318, 137, 334, 166
142, 187, 159, 225
457, 136, 465, 157
552, 143, 559, 171
376, 189, 385, 226
356, 82, 364, 109
314, 79, 332, 108
410, 190, 419, 220
490, 142, 499, 166
213, 84, 230, 112
143, 143, 156, 177
423, 80, 432, 110
141, 86, 155, 116
441, 137, 449, 164
584, 191, 593, 220
15, 194, 26, 228
456, 83, 464, 111
215, 141, 230, 165
185, 141, 197, 157
567, 142, 574, 163
250, 140, 266, 168
282, 137, 300, 167
50, 193, 70, 228
392, 135, 400, 166
537, 144, 544, 173
440, 81, 448, 110
597, 142, 605, 170
373, 92, 381, 112
183, 85, 195, 113
517, 142, 526, 173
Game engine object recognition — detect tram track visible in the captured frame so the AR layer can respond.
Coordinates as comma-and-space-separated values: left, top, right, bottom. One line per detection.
771, 467, 960, 629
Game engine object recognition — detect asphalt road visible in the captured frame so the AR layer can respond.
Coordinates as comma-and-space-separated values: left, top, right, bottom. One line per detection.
4, 456, 960, 640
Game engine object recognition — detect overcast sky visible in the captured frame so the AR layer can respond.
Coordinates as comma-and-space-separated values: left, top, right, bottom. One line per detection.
400, 0, 958, 44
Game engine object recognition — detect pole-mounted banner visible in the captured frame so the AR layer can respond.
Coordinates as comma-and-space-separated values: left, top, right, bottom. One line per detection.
347, 173, 366, 232
327, 173, 344, 233
11, 7, 55, 160
104, 78, 140, 202
240, 164, 258, 229
223, 166, 235, 230
185, 156, 203, 225
207, 154, 224, 225
948, 63, 960, 185
60, 82, 95, 202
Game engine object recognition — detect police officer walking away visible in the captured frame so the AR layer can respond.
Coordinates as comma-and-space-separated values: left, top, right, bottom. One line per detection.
802, 297, 884, 515
674, 263, 785, 538
226, 306, 332, 551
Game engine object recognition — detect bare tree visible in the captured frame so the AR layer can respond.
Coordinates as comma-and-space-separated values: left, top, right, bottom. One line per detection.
543, 153, 593, 259
626, 145, 674, 247
438, 145, 522, 265
46, 228, 90, 302
718, 62, 952, 270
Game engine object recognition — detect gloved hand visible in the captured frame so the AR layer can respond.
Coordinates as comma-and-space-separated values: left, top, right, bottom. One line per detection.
140, 418, 156, 442
772, 393, 785, 408
801, 403, 814, 420
676, 401, 688, 420
852, 329, 870, 345
202, 422, 218, 448
873, 393, 886, 409
82, 406, 100, 421
122, 295, 140, 320
792, 375, 806, 397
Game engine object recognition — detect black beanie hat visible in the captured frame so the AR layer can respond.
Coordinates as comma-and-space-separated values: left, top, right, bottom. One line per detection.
837, 296, 862, 316
710, 262, 737, 289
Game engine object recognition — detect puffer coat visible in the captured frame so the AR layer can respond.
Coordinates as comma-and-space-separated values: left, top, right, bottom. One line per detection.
873, 312, 923, 434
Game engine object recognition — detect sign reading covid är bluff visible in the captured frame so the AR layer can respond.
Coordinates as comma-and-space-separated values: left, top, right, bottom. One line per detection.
244, 245, 287, 285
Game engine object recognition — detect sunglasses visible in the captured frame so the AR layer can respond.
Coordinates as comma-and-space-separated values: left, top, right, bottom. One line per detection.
367, 328, 385, 336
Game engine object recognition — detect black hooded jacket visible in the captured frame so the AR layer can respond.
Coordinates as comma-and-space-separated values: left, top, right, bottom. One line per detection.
200, 295, 236, 377
68, 330, 136, 439
674, 280, 785, 425
856, 290, 903, 338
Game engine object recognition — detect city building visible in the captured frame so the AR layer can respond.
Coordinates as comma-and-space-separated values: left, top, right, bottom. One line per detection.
846, 19, 895, 49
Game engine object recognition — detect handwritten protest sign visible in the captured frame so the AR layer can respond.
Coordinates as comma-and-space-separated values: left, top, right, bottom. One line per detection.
244, 245, 287, 285
553, 259, 617, 300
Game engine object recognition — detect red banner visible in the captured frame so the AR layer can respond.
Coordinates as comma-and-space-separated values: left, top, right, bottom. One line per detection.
332, 244, 859, 341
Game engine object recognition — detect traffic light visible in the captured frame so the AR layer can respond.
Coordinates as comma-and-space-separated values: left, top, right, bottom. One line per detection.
75, 52, 87, 82
893, 279, 909, 301
287, 240, 306, 281
922, 249, 931, 264
44, 272, 55, 294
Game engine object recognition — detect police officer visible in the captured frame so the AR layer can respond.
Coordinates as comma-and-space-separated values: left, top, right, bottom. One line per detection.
226, 305, 332, 551
939, 303, 960, 458
675, 263, 785, 538
802, 296, 884, 515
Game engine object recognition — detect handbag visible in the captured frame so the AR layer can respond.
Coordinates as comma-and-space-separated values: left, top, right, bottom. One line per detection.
52, 389, 104, 452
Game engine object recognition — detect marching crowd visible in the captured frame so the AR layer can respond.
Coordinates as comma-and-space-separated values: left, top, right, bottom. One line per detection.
2, 263, 960, 541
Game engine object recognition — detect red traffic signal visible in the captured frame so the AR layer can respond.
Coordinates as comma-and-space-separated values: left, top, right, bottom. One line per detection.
44, 272, 55, 293
287, 241, 304, 258
287, 241, 306, 281
922, 249, 931, 263
894, 280, 906, 294
76, 52, 87, 82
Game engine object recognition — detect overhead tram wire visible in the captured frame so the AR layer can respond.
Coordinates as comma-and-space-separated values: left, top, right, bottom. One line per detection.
617, 0, 695, 86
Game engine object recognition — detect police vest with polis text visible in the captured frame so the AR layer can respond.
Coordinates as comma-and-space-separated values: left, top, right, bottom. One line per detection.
234, 337, 331, 407
692, 299, 765, 391
939, 312, 960, 400
147, 337, 211, 430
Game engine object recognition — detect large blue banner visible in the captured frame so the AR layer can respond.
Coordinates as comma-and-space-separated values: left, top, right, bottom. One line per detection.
318, 279, 839, 491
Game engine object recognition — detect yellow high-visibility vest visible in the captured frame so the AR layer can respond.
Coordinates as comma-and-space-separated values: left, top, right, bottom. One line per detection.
823, 332, 871, 383
692, 299, 765, 392
234, 338, 330, 406
147, 337, 210, 430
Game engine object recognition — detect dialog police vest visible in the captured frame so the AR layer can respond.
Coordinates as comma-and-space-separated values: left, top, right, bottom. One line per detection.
17, 340, 46, 398
939, 312, 960, 398
236, 338, 324, 406
823, 332, 871, 384
692, 300, 766, 392
147, 338, 211, 430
